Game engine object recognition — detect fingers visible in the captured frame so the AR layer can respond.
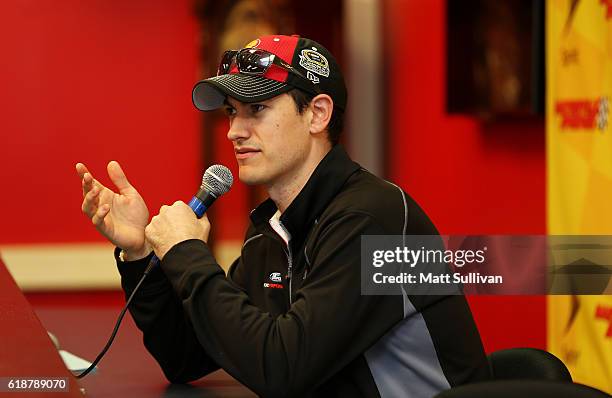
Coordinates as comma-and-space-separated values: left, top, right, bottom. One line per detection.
91, 203, 110, 227
75, 163, 90, 179
76, 162, 94, 196
107, 161, 135, 195
81, 172, 95, 197
76, 163, 103, 198
78, 162, 102, 219
157, 201, 185, 214
167, 200, 187, 210
81, 184, 102, 217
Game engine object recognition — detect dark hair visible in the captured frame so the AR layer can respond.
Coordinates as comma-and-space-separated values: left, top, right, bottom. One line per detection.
288, 89, 344, 146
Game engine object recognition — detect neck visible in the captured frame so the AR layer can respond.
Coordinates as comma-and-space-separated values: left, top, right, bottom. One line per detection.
268, 143, 331, 213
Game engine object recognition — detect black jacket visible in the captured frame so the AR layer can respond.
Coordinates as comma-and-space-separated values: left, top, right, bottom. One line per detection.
117, 145, 490, 397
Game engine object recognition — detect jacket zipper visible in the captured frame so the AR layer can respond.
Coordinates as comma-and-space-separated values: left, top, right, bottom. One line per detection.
268, 220, 293, 307
276, 220, 293, 306
284, 244, 293, 306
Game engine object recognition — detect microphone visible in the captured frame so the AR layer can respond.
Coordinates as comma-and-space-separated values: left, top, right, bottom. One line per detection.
146, 164, 233, 271
187, 164, 234, 217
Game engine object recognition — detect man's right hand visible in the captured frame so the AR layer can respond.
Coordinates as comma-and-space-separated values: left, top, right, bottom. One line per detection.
76, 161, 151, 261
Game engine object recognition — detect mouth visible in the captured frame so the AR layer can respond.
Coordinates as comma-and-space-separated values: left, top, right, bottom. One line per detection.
234, 146, 261, 160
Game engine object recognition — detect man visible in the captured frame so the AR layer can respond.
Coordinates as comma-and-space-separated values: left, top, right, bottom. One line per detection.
77, 35, 490, 397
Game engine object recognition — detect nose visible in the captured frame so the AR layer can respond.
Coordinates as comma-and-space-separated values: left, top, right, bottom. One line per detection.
227, 116, 251, 142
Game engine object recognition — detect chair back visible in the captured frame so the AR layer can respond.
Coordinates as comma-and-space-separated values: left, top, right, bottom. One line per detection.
434, 380, 610, 398
488, 347, 572, 381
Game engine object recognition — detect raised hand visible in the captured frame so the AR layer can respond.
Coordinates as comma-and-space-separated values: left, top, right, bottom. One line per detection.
76, 161, 151, 260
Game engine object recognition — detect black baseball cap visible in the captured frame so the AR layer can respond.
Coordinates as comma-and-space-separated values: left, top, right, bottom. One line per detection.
192, 35, 347, 111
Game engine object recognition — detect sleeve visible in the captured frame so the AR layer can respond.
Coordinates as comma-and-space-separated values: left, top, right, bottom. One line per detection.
159, 212, 405, 397
115, 248, 221, 383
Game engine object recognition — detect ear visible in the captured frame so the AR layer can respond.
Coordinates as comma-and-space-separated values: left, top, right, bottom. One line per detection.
309, 94, 334, 136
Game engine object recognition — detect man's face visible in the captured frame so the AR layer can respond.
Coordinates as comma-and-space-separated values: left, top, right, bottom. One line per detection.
224, 93, 312, 187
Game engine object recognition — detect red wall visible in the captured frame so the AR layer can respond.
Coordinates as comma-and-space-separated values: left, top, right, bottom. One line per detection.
384, 0, 547, 352
0, 0, 201, 244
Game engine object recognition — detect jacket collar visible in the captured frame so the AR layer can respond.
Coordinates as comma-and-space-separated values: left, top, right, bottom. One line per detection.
250, 144, 360, 248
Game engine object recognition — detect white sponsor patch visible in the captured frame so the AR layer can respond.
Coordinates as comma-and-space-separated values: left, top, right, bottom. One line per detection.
269, 272, 282, 282
299, 47, 330, 78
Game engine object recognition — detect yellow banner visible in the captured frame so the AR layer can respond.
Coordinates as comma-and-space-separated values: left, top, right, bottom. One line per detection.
547, 0, 612, 392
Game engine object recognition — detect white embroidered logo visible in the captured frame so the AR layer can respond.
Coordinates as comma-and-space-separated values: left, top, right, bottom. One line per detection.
306, 71, 320, 84
269, 272, 282, 282
299, 47, 330, 78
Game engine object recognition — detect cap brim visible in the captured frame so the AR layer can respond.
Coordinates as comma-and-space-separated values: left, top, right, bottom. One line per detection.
192, 74, 292, 111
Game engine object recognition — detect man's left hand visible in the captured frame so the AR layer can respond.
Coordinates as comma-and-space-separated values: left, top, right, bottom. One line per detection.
145, 201, 211, 260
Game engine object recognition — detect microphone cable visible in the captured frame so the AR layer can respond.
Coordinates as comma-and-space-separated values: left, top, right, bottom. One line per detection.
75, 260, 156, 379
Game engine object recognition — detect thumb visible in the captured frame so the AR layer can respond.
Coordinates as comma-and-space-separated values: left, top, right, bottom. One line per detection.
198, 214, 211, 241
107, 160, 136, 195
198, 213, 210, 226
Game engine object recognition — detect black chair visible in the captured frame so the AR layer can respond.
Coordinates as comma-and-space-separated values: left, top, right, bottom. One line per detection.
487, 347, 572, 381
434, 380, 611, 398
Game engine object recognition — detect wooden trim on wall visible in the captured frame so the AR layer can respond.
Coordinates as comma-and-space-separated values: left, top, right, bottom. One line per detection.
0, 240, 244, 292
0, 243, 119, 292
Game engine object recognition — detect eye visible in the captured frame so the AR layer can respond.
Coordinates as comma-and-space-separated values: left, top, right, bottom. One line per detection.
223, 106, 236, 117
250, 104, 266, 113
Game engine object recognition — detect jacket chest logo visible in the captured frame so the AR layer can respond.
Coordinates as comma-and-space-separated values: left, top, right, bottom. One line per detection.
263, 272, 284, 289
269, 272, 282, 282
